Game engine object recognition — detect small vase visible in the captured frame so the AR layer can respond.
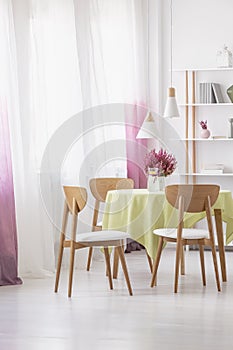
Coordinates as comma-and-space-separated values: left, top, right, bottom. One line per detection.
200, 129, 210, 139
147, 172, 165, 192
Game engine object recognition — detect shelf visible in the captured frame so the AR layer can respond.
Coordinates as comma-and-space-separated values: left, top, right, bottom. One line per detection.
180, 138, 233, 141
174, 67, 233, 72
179, 173, 233, 177
179, 103, 233, 106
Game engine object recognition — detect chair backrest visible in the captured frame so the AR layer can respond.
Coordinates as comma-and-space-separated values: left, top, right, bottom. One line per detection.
89, 177, 134, 203
63, 186, 87, 215
165, 184, 220, 213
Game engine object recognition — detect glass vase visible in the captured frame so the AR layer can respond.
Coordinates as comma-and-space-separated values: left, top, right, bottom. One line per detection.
147, 169, 165, 192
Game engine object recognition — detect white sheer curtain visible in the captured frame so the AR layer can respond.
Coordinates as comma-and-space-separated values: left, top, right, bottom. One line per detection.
1, 0, 159, 276
70, 0, 150, 184
11, 0, 82, 276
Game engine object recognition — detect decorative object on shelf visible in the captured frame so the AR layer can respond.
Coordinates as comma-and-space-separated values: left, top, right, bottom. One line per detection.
211, 135, 227, 139
163, 0, 180, 118
227, 85, 233, 103
216, 45, 233, 68
199, 120, 210, 139
228, 118, 233, 138
144, 148, 177, 192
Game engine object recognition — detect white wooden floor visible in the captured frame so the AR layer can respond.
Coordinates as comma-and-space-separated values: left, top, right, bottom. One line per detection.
1, 248, 233, 350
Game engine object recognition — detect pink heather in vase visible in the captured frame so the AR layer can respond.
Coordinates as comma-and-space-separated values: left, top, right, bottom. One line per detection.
199, 120, 208, 129
144, 148, 177, 177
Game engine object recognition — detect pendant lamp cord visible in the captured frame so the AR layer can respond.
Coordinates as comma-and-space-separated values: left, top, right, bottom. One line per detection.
147, 0, 150, 107
170, 0, 173, 87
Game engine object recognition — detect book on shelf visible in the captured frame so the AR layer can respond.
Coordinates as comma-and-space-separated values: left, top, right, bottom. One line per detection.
199, 82, 225, 103
199, 82, 216, 103
201, 169, 224, 174
211, 83, 225, 103
201, 163, 224, 174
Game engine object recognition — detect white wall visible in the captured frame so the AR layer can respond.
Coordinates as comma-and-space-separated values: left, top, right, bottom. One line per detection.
166, 0, 233, 71
161, 0, 233, 111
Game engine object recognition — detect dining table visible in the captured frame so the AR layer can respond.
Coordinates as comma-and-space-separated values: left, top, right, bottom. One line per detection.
102, 189, 233, 282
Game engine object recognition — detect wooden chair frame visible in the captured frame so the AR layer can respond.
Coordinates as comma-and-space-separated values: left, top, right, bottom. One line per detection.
87, 177, 153, 276
150, 184, 221, 293
54, 186, 133, 297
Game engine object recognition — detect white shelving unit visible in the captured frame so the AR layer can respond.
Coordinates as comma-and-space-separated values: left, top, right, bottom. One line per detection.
174, 68, 233, 185
174, 68, 233, 248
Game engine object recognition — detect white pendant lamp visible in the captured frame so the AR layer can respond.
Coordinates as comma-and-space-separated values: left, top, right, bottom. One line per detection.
164, 87, 180, 118
136, 111, 157, 139
163, 0, 180, 118
136, 1, 157, 140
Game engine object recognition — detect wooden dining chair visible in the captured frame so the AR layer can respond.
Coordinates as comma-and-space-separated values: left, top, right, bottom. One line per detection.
151, 184, 221, 293
87, 177, 153, 276
54, 186, 133, 297
87, 178, 134, 275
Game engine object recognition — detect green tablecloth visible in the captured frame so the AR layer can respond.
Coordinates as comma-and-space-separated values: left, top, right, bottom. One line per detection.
102, 189, 233, 259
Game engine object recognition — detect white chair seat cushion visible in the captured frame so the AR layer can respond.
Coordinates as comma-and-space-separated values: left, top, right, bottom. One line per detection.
153, 228, 209, 240
97, 220, 102, 227
76, 230, 130, 244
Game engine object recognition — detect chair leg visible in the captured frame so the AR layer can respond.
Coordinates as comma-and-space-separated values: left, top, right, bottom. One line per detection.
151, 237, 163, 288
55, 202, 69, 293
199, 244, 206, 286
54, 233, 65, 293
146, 251, 153, 273
214, 209, 227, 282
174, 240, 182, 293
116, 246, 133, 296
210, 244, 221, 292
180, 246, 185, 275
113, 248, 119, 279
104, 247, 113, 290
86, 247, 93, 271
68, 241, 76, 298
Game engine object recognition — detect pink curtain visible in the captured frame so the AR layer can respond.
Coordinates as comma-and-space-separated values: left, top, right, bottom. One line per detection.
125, 104, 147, 189
0, 99, 22, 286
